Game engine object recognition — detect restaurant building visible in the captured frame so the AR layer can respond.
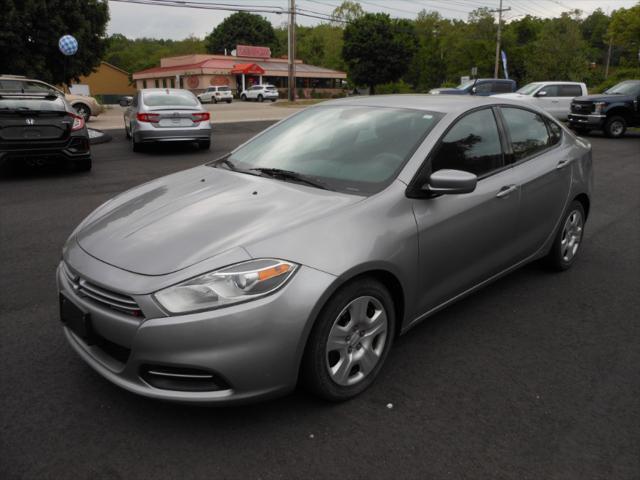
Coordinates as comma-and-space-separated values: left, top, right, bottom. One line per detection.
132, 45, 347, 97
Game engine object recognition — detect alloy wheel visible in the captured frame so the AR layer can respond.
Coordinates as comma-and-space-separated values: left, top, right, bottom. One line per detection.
561, 209, 583, 262
325, 296, 388, 386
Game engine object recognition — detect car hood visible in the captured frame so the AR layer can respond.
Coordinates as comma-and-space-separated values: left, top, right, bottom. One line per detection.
76, 165, 361, 276
573, 94, 632, 102
431, 88, 465, 95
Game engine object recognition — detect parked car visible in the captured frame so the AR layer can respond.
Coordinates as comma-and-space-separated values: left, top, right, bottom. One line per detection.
430, 78, 516, 96
121, 89, 211, 151
0, 91, 91, 171
568, 80, 640, 138
58, 95, 592, 404
198, 86, 233, 104
240, 84, 279, 102
494, 81, 587, 121
0, 75, 102, 122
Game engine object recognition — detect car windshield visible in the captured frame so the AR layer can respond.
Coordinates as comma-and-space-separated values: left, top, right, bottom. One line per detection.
0, 97, 65, 112
516, 83, 542, 95
219, 105, 442, 195
604, 81, 640, 96
457, 80, 475, 90
143, 91, 199, 107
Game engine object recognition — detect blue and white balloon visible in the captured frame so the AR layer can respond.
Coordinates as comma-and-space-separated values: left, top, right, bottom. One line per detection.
58, 35, 78, 56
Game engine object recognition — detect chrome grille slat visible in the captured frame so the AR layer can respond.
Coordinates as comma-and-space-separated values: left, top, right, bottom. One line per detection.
62, 262, 142, 317
78, 279, 138, 306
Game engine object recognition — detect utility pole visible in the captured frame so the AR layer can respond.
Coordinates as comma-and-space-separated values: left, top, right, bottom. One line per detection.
605, 36, 613, 79
288, 0, 296, 101
491, 0, 511, 78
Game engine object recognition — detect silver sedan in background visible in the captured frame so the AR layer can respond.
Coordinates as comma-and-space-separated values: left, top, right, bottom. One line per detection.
121, 89, 211, 151
58, 95, 592, 404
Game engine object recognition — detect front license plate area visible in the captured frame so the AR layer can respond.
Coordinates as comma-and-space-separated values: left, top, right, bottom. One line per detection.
60, 294, 95, 344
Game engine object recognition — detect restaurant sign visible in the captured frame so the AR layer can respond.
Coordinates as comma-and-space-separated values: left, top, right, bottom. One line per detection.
236, 44, 271, 58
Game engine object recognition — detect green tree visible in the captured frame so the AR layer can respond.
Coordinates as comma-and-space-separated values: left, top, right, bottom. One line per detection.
0, 0, 109, 85
607, 4, 640, 66
205, 12, 279, 54
525, 13, 590, 82
342, 13, 417, 93
331, 1, 364, 25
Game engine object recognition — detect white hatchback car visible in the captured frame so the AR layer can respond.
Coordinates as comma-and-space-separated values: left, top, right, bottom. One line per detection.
240, 84, 279, 102
198, 86, 233, 104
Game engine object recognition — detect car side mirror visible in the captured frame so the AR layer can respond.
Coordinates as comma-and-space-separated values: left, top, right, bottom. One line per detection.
471, 86, 477, 94
536, 90, 547, 97
426, 169, 477, 195
119, 96, 133, 107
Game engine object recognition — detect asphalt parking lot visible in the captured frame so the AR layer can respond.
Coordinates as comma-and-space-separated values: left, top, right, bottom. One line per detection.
1, 124, 639, 479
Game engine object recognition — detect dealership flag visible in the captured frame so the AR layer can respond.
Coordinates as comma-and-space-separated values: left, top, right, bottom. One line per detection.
501, 50, 509, 79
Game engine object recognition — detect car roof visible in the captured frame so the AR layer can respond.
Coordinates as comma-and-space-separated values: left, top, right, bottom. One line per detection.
320, 94, 538, 115
141, 88, 195, 94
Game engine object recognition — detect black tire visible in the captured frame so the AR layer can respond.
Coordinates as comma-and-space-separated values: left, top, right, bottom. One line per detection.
213, 97, 218, 104
67, 157, 92, 172
257, 94, 264, 102
73, 103, 91, 122
301, 278, 396, 401
271, 99, 277, 102
226, 99, 232, 104
604, 115, 627, 138
198, 139, 211, 150
131, 126, 142, 152
545, 200, 586, 271
125, 121, 131, 139
241, 94, 247, 101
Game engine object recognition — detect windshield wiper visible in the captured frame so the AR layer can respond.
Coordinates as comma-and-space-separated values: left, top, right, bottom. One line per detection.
250, 168, 329, 190
208, 153, 238, 171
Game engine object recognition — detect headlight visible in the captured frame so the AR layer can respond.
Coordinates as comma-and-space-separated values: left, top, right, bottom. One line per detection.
594, 101, 606, 114
154, 259, 298, 314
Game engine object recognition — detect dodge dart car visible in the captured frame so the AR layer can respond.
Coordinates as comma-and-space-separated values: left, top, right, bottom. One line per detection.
58, 95, 592, 404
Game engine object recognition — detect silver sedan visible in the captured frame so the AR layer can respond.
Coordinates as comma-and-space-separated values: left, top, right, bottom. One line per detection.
58, 95, 592, 404
121, 89, 211, 151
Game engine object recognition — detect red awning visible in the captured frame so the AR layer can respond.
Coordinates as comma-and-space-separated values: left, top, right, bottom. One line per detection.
230, 63, 265, 75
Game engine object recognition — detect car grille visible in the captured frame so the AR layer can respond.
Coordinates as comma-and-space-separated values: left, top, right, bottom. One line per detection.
571, 102, 594, 114
62, 263, 143, 317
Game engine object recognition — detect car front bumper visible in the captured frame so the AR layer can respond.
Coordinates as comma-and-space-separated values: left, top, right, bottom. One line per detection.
56, 256, 335, 404
568, 113, 606, 128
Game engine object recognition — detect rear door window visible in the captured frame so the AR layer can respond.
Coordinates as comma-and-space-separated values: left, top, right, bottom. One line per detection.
559, 85, 582, 97
431, 108, 503, 177
501, 107, 551, 161
493, 82, 513, 93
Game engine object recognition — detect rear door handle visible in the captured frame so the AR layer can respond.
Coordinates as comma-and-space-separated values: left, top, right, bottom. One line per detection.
496, 185, 518, 198
556, 159, 573, 170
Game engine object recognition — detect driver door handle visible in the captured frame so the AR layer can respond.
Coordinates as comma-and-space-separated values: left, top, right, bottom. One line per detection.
496, 185, 518, 198
556, 159, 573, 170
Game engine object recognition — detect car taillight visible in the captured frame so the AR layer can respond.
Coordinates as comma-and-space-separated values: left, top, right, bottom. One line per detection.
191, 112, 210, 123
70, 113, 85, 131
136, 113, 160, 123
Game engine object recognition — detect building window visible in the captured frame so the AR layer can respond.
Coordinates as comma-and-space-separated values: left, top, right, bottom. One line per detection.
142, 80, 147, 88
154, 79, 159, 88
162, 78, 167, 88
170, 78, 175, 88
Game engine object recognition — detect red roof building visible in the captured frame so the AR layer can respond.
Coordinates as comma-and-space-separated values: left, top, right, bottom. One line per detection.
132, 50, 347, 96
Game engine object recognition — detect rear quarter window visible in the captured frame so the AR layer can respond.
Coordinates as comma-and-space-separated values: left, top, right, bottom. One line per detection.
501, 107, 551, 161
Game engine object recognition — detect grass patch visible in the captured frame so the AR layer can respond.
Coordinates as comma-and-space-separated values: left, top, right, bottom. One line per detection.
272, 99, 329, 108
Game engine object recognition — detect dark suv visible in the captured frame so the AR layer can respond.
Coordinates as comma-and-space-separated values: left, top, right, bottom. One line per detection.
0, 92, 91, 170
430, 78, 517, 96
568, 80, 640, 138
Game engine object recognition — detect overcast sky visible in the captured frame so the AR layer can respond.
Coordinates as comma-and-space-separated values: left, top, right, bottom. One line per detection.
107, 0, 639, 40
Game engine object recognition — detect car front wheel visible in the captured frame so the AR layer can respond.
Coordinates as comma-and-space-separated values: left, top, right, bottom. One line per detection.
301, 278, 395, 401
546, 200, 585, 271
604, 116, 626, 138
73, 103, 91, 122
241, 94, 247, 101
257, 94, 264, 102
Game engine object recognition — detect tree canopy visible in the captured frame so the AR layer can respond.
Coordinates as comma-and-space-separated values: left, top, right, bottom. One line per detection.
343, 13, 418, 93
205, 11, 279, 55
0, 0, 109, 85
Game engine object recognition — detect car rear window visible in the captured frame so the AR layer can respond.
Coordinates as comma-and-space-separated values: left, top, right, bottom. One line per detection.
0, 97, 66, 112
143, 91, 199, 107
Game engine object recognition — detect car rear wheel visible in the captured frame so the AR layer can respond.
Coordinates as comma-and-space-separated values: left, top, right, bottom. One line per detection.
241, 94, 247, 101
226, 99, 232, 104
258, 94, 264, 102
131, 125, 142, 152
301, 278, 395, 401
546, 200, 585, 271
271, 99, 277, 102
213, 97, 218, 104
73, 103, 91, 122
125, 121, 131, 139
604, 116, 626, 138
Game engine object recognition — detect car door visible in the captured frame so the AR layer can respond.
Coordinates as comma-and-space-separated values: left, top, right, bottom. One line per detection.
498, 106, 572, 260
124, 93, 138, 130
534, 84, 564, 118
411, 107, 522, 314
557, 85, 583, 121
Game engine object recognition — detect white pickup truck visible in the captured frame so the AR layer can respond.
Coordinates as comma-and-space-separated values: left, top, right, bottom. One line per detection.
494, 81, 588, 121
